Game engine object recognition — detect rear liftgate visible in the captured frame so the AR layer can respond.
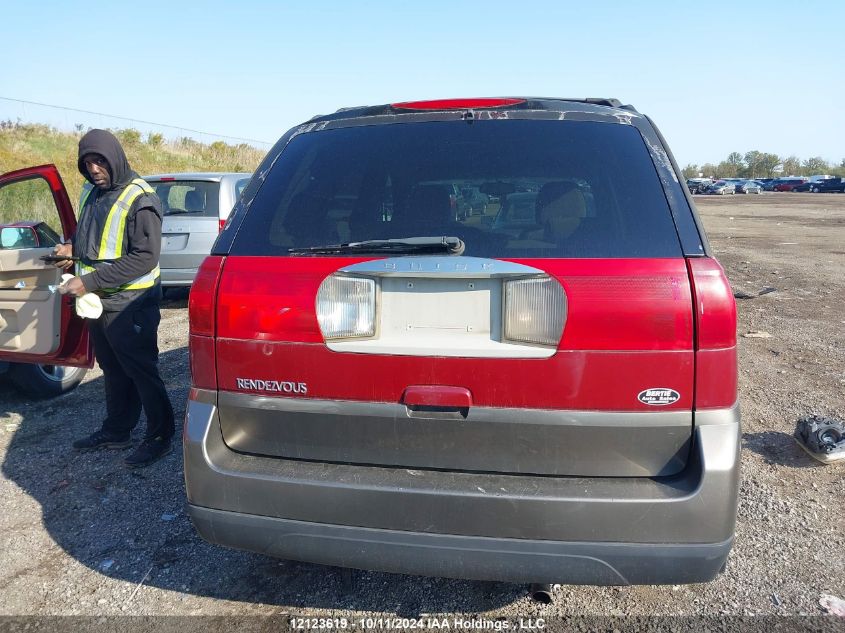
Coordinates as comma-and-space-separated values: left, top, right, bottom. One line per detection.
214, 254, 695, 478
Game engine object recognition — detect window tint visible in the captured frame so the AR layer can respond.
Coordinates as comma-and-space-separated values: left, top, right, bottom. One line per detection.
152, 181, 220, 218
232, 120, 682, 258
235, 178, 250, 199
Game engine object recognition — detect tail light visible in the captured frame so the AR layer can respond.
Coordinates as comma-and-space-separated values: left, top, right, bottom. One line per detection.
316, 275, 376, 340
189, 256, 224, 389
218, 219, 226, 233
503, 276, 566, 347
687, 258, 737, 409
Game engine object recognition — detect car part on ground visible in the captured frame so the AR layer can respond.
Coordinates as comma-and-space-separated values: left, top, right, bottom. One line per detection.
794, 415, 845, 464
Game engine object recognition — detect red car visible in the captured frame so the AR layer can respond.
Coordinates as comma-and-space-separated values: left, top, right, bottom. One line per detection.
773, 178, 807, 191
173, 98, 738, 588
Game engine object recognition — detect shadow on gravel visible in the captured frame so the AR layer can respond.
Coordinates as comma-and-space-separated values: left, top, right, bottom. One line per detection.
0, 347, 523, 613
742, 431, 826, 469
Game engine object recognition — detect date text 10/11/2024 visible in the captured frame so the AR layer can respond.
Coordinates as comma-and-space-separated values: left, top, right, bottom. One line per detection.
289, 616, 547, 630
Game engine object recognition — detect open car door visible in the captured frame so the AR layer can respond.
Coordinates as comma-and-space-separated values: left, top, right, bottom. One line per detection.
0, 164, 92, 368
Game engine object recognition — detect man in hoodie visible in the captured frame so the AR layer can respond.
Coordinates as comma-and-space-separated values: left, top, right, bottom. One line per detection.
53, 129, 175, 468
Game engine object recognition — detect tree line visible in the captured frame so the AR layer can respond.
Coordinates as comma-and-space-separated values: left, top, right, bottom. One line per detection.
682, 152, 845, 180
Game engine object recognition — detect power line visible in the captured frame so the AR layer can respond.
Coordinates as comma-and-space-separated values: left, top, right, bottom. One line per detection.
0, 96, 273, 147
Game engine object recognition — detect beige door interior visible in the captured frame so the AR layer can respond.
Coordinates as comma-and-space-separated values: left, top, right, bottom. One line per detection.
0, 177, 65, 355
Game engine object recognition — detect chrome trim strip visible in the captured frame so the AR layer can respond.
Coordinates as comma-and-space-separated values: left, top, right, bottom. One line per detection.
340, 256, 544, 278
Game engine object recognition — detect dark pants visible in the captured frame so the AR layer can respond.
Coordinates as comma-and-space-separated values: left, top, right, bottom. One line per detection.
88, 297, 175, 440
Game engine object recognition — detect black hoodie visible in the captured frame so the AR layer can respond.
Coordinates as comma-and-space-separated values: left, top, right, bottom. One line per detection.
75, 129, 162, 311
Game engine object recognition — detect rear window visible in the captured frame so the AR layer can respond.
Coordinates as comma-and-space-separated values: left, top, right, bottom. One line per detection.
152, 181, 220, 218
232, 120, 682, 258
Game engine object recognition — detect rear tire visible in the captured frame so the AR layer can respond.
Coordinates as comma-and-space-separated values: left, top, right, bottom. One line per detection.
8, 363, 87, 398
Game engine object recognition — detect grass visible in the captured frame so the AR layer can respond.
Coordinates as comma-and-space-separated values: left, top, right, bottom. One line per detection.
0, 122, 266, 226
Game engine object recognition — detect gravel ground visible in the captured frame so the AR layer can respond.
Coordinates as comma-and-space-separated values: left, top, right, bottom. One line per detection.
1, 193, 843, 625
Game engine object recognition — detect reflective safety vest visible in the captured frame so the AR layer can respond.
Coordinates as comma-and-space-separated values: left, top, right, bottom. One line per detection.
76, 178, 160, 293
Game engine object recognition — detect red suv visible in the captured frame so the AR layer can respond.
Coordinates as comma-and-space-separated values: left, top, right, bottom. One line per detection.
773, 178, 807, 191
185, 98, 740, 587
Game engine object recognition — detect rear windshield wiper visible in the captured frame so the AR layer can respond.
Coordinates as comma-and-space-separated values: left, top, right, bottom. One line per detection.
289, 236, 465, 256
164, 210, 205, 216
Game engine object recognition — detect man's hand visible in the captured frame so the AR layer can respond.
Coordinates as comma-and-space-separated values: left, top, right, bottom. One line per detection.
52, 244, 74, 270
58, 276, 87, 297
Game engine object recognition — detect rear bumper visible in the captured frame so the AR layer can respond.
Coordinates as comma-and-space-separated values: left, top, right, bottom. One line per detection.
189, 506, 733, 585
184, 389, 740, 584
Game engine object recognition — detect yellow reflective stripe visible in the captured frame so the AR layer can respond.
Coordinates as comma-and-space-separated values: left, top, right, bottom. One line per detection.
75, 260, 97, 276
99, 187, 135, 257
100, 266, 160, 294
78, 183, 93, 217
122, 266, 160, 290
110, 200, 131, 258
98, 179, 152, 258
131, 177, 155, 194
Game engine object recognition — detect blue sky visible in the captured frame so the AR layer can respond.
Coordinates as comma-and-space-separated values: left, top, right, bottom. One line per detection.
2, 0, 843, 167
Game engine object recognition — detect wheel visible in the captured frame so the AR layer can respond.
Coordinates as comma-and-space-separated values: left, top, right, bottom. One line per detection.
811, 187, 819, 193
8, 363, 87, 398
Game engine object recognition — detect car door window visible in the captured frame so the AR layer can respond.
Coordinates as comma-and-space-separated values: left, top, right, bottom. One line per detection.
0, 177, 65, 240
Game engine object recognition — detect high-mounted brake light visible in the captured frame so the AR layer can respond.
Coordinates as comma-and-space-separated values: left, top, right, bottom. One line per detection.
392, 98, 526, 110
158, 177, 176, 181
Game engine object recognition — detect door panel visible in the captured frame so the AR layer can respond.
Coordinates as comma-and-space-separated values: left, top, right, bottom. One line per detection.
0, 165, 93, 368
0, 247, 63, 354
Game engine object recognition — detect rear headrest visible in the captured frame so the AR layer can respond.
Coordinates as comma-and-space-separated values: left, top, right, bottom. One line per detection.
536, 182, 582, 213
184, 190, 204, 212
409, 185, 452, 223
394, 185, 454, 231
535, 181, 586, 240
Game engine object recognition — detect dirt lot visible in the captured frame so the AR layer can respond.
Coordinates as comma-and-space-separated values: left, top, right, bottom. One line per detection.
1, 193, 843, 623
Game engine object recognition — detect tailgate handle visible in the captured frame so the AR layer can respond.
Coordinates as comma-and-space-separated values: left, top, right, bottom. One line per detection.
402, 386, 472, 420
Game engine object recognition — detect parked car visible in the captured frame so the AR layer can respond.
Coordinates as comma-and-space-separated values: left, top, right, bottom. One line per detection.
686, 178, 712, 194
791, 181, 814, 192
808, 177, 845, 193
735, 180, 762, 194
179, 97, 740, 588
145, 172, 251, 288
0, 172, 94, 398
807, 175, 833, 184
706, 180, 736, 195
460, 186, 490, 215
773, 178, 807, 192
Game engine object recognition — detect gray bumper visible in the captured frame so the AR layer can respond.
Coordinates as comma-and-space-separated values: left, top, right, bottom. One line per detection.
184, 390, 740, 584
189, 506, 733, 584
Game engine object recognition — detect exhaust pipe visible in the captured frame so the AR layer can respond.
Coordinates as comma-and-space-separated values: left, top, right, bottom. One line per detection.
529, 583, 554, 604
